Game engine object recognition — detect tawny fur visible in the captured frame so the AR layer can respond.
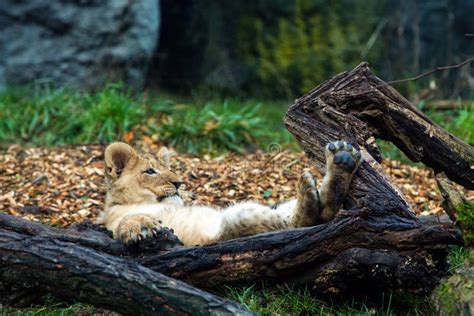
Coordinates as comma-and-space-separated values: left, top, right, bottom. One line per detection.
98, 142, 362, 246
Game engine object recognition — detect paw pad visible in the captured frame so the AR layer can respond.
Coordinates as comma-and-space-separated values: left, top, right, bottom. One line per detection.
326, 141, 362, 172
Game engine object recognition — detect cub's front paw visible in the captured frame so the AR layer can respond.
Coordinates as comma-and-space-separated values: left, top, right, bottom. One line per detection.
115, 214, 162, 244
325, 141, 362, 173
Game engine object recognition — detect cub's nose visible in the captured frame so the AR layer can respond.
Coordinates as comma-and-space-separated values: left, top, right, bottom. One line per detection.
172, 181, 183, 189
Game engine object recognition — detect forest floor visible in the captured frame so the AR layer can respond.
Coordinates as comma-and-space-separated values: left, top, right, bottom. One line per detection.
2, 144, 472, 228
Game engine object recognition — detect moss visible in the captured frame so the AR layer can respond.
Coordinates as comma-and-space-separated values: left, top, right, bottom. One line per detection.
432, 266, 474, 314
456, 202, 474, 245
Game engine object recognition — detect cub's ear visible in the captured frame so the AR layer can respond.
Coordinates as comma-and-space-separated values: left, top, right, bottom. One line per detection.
104, 142, 137, 180
157, 147, 175, 168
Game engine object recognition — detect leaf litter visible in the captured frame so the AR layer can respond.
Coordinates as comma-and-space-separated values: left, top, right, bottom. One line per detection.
1, 145, 472, 227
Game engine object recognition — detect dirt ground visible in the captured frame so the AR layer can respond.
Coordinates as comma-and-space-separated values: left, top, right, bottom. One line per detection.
1, 144, 472, 227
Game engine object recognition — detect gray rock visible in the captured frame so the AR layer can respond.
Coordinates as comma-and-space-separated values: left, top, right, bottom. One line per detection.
0, 0, 160, 90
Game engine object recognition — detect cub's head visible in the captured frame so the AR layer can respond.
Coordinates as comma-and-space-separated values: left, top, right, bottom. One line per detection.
104, 142, 184, 208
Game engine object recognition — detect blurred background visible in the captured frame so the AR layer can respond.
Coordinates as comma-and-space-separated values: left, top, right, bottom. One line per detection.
0, 0, 472, 153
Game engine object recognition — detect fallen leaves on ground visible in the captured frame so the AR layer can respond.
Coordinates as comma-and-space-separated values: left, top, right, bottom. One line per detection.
1, 145, 472, 227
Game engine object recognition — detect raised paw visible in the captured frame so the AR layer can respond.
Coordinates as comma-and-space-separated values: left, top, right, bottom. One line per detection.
325, 141, 362, 173
297, 170, 319, 207
115, 214, 162, 244
298, 170, 317, 194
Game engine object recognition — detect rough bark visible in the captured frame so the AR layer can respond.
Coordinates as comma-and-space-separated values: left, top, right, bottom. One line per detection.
284, 62, 473, 190
436, 172, 470, 223
139, 213, 461, 295
0, 213, 462, 298
436, 172, 474, 246
0, 217, 253, 315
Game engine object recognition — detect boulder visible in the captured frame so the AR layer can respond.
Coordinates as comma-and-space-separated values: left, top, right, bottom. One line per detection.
0, 0, 160, 90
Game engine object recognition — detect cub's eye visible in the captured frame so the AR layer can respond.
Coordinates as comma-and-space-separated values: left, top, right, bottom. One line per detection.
144, 168, 157, 175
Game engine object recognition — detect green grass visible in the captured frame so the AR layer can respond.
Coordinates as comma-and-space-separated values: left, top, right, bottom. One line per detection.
0, 301, 99, 316
145, 99, 294, 155
2, 286, 429, 315
447, 245, 471, 273
0, 83, 172, 147
423, 104, 474, 146
221, 284, 430, 315
0, 85, 294, 154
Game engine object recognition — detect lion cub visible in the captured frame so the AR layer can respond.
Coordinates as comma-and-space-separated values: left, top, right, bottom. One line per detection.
99, 141, 362, 246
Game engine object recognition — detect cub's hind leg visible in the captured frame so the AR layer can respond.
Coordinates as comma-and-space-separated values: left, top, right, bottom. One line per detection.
218, 172, 322, 241
218, 202, 291, 241
292, 171, 322, 226
318, 141, 362, 222
215, 141, 361, 242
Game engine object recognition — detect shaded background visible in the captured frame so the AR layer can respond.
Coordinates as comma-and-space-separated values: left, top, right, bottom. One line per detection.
1, 0, 473, 99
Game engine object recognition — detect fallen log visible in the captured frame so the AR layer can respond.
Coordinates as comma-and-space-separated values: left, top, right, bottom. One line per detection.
0, 212, 462, 297
139, 214, 460, 294
0, 219, 253, 315
285, 62, 473, 190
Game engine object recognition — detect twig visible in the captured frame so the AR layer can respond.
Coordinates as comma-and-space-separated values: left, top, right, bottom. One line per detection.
361, 18, 387, 59
377, 57, 474, 87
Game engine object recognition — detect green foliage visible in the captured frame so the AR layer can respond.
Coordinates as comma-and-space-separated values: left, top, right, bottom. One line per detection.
1, 86, 470, 158
237, 0, 384, 98
426, 104, 474, 146
433, 280, 459, 316
78, 83, 144, 144
221, 285, 430, 315
454, 202, 474, 245
0, 301, 97, 316
0, 87, 294, 154
149, 101, 263, 154
447, 245, 471, 273
148, 98, 296, 155
0, 84, 152, 146
0, 88, 80, 145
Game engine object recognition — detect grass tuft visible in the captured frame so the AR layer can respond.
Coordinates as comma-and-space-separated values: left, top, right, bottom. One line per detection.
447, 245, 470, 272
221, 285, 430, 315
0, 87, 294, 154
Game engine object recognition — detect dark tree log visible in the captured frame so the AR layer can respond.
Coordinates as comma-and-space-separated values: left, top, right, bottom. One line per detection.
139, 211, 461, 295
0, 213, 462, 298
0, 220, 253, 315
436, 172, 470, 223
285, 62, 473, 190
139, 214, 461, 295
0, 215, 182, 257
